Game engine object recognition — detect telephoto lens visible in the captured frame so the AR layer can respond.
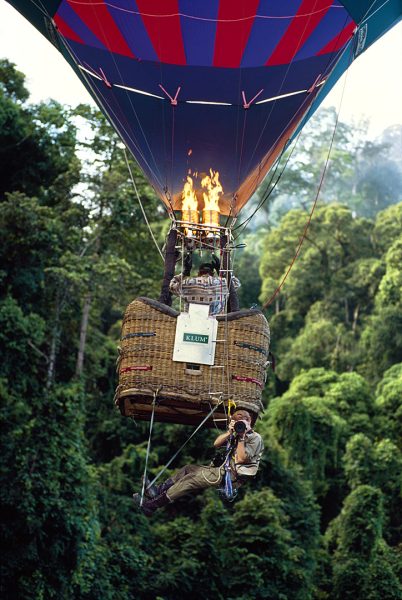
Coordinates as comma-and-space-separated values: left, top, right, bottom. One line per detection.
234, 420, 247, 434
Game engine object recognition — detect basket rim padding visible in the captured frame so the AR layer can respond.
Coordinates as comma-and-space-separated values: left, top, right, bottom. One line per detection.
136, 296, 265, 321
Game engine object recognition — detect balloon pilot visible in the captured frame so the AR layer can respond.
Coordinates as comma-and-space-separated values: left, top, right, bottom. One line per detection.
169, 254, 241, 316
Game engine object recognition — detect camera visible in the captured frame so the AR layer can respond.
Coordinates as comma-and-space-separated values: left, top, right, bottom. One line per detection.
234, 420, 247, 434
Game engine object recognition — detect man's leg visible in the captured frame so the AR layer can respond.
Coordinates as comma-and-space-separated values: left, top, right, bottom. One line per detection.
166, 466, 222, 502
135, 465, 222, 517
170, 464, 199, 482
158, 229, 177, 306
145, 464, 198, 498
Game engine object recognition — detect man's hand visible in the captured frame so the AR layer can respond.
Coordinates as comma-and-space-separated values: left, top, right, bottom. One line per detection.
211, 254, 220, 274
228, 419, 235, 433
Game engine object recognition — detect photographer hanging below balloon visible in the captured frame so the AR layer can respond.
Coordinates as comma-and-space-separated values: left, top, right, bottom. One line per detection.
133, 410, 264, 516
213, 409, 264, 501
169, 254, 240, 316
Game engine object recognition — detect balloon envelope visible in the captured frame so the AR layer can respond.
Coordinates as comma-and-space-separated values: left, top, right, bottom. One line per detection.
7, 0, 402, 215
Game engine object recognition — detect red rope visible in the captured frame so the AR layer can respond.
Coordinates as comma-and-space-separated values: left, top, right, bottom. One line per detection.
262, 44, 353, 310
120, 365, 152, 374
232, 375, 263, 388
262, 191, 319, 309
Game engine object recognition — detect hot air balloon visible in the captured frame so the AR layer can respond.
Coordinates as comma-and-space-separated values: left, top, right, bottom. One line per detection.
6, 0, 402, 428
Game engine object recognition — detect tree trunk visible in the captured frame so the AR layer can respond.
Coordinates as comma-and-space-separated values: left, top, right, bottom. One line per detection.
75, 293, 92, 377
46, 296, 62, 389
344, 298, 350, 325
352, 304, 360, 333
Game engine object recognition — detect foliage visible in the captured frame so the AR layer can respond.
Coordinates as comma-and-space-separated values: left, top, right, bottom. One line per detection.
260, 203, 402, 386
0, 59, 80, 202
236, 231, 264, 309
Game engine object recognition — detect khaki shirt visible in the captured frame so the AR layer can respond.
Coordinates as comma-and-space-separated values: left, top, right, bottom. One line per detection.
233, 430, 264, 477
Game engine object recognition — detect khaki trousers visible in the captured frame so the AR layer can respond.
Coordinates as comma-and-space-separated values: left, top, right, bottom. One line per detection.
166, 464, 223, 501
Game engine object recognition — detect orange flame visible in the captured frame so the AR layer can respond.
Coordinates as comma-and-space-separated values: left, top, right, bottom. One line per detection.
181, 175, 198, 211
201, 169, 223, 211
180, 170, 223, 236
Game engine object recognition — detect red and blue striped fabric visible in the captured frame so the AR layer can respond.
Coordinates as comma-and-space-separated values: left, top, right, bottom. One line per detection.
55, 0, 352, 67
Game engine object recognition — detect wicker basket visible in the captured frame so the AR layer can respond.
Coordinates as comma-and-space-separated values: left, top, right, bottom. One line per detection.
115, 297, 270, 429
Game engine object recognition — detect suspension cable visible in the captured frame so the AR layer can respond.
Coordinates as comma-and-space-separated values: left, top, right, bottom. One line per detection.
232, 139, 299, 239
124, 147, 164, 262
139, 390, 158, 506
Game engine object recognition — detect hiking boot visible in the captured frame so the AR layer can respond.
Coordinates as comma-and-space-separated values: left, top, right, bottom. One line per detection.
135, 491, 171, 517
143, 476, 174, 499
151, 477, 174, 497
143, 476, 158, 499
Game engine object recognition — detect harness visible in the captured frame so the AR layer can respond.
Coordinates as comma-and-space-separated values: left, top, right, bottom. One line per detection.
220, 435, 238, 502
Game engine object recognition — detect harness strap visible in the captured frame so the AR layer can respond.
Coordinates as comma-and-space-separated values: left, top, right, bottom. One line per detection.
222, 435, 237, 500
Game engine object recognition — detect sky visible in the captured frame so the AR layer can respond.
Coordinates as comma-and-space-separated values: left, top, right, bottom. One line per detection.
0, 2, 401, 139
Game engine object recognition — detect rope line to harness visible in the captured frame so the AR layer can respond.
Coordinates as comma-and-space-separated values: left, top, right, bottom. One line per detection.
146, 401, 223, 489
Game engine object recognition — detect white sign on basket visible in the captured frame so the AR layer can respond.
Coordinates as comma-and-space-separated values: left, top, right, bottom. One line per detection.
173, 303, 218, 365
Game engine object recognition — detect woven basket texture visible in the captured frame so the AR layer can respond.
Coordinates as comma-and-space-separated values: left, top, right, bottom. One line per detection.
116, 297, 270, 427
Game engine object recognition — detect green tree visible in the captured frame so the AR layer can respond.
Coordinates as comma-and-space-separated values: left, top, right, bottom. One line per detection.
359, 207, 402, 382
236, 231, 264, 309
328, 486, 402, 600
2, 60, 402, 600
0, 380, 107, 599
375, 363, 402, 448
259, 204, 396, 384
265, 368, 377, 527
0, 59, 79, 201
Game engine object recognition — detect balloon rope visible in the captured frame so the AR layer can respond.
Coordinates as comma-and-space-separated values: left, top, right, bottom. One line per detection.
139, 390, 158, 506
360, 0, 391, 27
28, 0, 51, 19
240, 0, 322, 180
124, 148, 164, 261
262, 193, 318, 311
237, 110, 248, 189
239, 3, 352, 199
232, 140, 296, 239
53, 23, 166, 193
262, 46, 353, 310
146, 401, 223, 488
